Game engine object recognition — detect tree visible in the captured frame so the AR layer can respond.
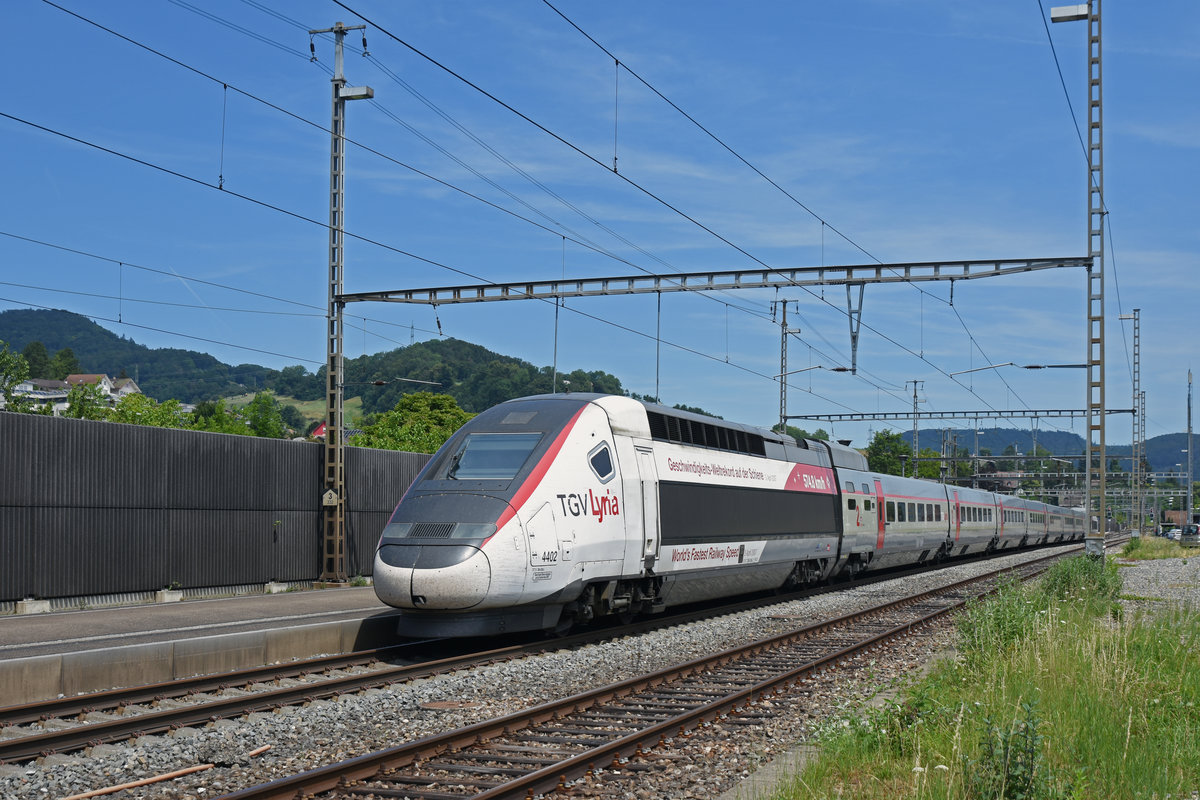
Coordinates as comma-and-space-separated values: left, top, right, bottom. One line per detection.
49, 347, 81, 380
243, 391, 287, 438
350, 392, 474, 453
953, 445, 974, 481
108, 394, 187, 428
999, 443, 1020, 472
279, 403, 306, 434
190, 399, 247, 435
1, 341, 31, 410
773, 424, 828, 441
671, 403, 722, 418
62, 382, 108, 420
866, 430, 909, 476
21, 341, 51, 378
915, 446, 942, 480
274, 365, 321, 401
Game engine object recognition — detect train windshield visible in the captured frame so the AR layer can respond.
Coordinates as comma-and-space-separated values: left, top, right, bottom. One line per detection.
437, 432, 543, 481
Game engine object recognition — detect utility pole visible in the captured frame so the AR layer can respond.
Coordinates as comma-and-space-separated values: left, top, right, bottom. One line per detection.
774, 300, 801, 433
907, 380, 924, 477
1139, 388, 1146, 527
940, 428, 949, 484
1189, 371, 1194, 526
1053, 1, 1106, 553
311, 21, 373, 582
1120, 308, 1141, 532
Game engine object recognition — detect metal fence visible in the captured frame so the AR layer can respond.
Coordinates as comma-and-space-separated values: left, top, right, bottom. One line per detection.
0, 412, 429, 602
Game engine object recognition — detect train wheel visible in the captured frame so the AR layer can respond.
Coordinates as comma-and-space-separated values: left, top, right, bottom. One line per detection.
548, 615, 575, 638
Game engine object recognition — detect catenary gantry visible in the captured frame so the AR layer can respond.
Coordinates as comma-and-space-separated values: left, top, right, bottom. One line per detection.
788, 408, 1133, 423
338, 256, 1090, 305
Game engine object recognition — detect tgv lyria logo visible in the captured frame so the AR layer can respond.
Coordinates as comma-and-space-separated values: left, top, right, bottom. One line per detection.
556, 489, 621, 522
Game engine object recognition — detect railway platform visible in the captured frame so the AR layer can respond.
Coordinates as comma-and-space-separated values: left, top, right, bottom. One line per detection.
0, 585, 401, 707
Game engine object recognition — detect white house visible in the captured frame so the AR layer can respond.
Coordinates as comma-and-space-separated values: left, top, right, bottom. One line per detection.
5, 374, 144, 415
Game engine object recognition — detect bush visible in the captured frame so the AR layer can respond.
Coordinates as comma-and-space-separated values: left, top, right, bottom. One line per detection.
963, 701, 1073, 800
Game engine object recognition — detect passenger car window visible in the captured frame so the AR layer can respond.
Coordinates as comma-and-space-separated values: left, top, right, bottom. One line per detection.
848, 498, 857, 510
887, 501, 896, 522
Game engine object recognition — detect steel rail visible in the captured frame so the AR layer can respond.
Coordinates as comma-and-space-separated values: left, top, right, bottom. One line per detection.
0, 641, 421, 728
0, 642, 540, 764
214, 550, 1076, 800
0, 541, 1099, 766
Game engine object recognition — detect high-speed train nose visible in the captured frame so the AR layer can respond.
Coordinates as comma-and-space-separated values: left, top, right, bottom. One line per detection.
374, 540, 492, 609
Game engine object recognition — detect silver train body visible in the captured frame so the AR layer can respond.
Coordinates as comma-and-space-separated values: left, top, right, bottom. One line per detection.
373, 394, 1086, 636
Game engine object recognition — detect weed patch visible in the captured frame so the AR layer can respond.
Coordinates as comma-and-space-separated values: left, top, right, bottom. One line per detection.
779, 557, 1200, 799
1120, 536, 1189, 560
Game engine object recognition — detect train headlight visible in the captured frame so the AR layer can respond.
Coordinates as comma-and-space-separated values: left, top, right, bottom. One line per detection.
380, 522, 413, 542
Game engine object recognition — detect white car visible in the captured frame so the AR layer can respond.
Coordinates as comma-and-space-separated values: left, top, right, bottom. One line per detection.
1167, 528, 1182, 540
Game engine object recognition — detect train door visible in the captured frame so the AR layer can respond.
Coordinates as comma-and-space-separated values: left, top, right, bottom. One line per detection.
874, 479, 885, 550
636, 447, 660, 569
525, 502, 560, 572
857, 481, 878, 551
843, 480, 865, 550
952, 490, 961, 542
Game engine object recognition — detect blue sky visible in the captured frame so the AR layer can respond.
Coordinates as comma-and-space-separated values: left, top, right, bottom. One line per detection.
3, 1, 1197, 450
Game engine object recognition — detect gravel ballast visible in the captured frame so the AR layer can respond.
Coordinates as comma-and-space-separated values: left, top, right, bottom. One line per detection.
3, 544, 1182, 800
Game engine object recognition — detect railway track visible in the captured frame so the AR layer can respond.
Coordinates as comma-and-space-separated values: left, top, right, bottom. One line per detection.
0, 541, 1088, 766
213, 548, 1080, 800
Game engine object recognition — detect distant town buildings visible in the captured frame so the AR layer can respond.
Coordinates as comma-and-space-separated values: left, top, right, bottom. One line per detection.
7, 373, 141, 415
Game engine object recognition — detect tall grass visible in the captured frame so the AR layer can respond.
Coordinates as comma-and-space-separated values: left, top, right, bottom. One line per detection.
769, 557, 1200, 800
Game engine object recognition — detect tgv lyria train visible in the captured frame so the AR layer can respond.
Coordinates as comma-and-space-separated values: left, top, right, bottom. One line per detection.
373, 394, 1086, 637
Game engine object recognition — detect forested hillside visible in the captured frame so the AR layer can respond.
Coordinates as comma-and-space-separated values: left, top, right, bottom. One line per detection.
900, 427, 1189, 476
0, 308, 630, 413
0, 308, 276, 401
2, 308, 1191, 474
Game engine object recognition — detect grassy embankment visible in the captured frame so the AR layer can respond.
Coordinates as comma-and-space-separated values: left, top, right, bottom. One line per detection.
768, 555, 1199, 799
1118, 535, 1194, 561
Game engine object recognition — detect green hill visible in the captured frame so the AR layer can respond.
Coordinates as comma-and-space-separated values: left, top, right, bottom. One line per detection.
0, 308, 628, 413
0, 308, 276, 402
3, 309, 1190, 475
